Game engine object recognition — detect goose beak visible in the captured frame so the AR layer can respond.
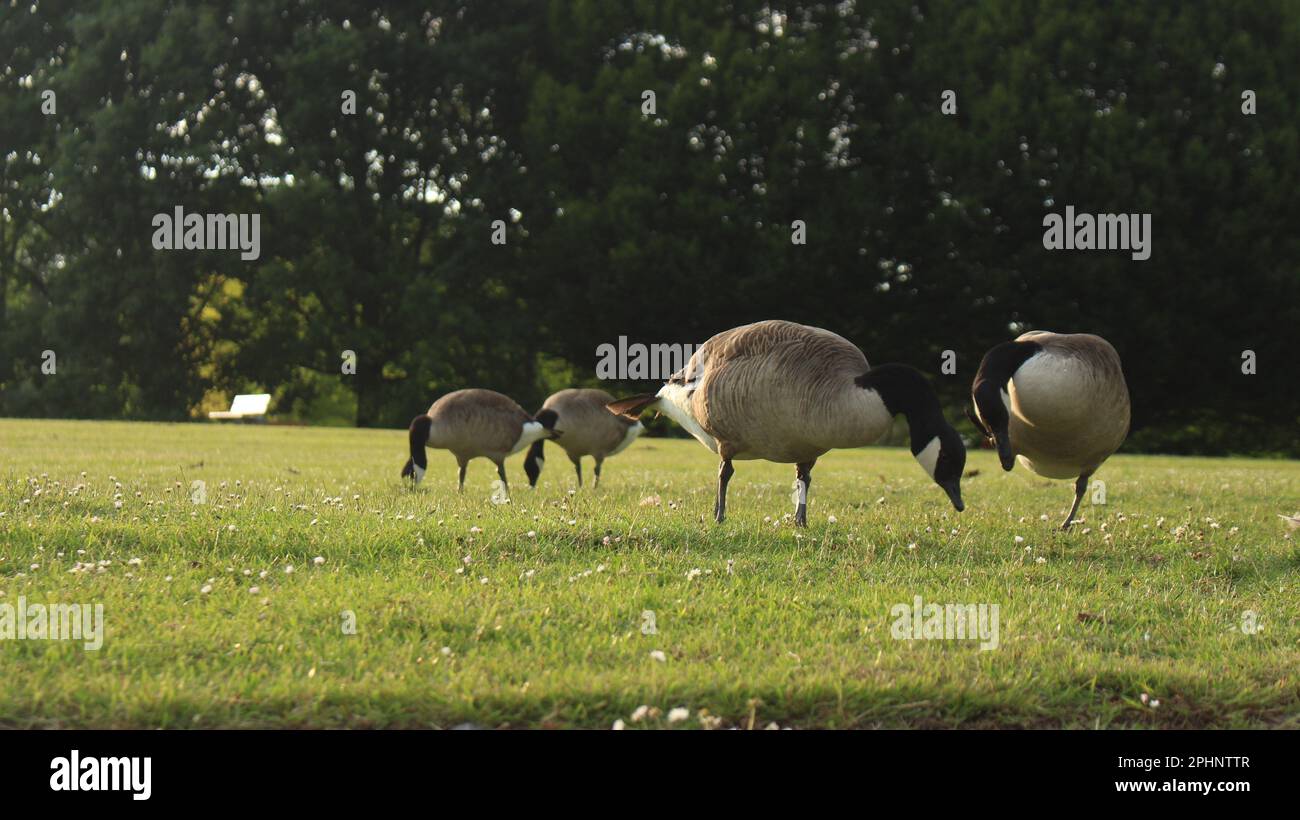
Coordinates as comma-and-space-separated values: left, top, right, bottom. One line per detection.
994, 436, 1015, 472
400, 460, 425, 487
940, 481, 964, 512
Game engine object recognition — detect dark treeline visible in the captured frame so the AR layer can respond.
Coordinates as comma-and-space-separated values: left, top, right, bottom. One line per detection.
1, 1, 1297, 455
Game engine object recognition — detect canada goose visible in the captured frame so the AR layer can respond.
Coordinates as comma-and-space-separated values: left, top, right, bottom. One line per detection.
523, 388, 643, 489
607, 320, 966, 526
970, 331, 1130, 530
400, 389, 559, 496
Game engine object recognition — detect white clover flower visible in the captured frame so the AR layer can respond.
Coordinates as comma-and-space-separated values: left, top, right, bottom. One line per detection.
667, 708, 690, 724
649, 650, 667, 663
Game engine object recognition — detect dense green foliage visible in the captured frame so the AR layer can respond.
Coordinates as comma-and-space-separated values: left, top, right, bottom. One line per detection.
2, 2, 1297, 452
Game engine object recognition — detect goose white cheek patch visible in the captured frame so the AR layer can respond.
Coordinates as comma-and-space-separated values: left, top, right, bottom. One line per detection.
915, 437, 941, 480
412, 464, 426, 485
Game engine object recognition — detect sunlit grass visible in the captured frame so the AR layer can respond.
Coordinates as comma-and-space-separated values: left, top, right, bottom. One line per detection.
1, 418, 1298, 728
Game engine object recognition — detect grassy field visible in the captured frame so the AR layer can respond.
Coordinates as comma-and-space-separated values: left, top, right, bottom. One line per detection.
1, 417, 1298, 729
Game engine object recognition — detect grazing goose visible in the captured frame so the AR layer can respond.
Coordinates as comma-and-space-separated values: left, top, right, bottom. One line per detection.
400, 389, 559, 496
970, 331, 1130, 530
607, 320, 966, 526
523, 388, 643, 489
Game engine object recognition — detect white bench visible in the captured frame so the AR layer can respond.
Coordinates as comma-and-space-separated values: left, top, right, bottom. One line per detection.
208, 393, 271, 421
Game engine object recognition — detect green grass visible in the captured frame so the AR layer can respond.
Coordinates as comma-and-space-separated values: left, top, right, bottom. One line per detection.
1, 417, 1298, 729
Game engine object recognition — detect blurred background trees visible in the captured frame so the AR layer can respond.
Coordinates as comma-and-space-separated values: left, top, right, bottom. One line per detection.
2, 1, 1297, 454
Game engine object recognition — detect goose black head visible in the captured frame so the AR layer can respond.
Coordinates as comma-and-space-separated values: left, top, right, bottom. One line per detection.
971, 341, 1041, 471
523, 439, 545, 487
912, 416, 968, 512
857, 364, 967, 512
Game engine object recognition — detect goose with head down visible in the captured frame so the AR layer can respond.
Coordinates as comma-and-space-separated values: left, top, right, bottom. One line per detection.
401, 388, 559, 498
608, 320, 967, 526
523, 388, 643, 488
970, 331, 1130, 530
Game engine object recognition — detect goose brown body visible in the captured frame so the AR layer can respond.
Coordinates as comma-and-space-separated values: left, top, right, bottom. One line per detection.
659, 321, 892, 462
401, 388, 554, 493
425, 389, 538, 463
525, 389, 642, 487
544, 389, 640, 459
609, 320, 967, 525
1005, 332, 1130, 479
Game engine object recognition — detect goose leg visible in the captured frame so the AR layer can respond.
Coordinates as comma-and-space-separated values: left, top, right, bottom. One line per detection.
570, 455, 582, 488
794, 460, 815, 527
495, 460, 509, 497
593, 458, 604, 489
457, 458, 468, 493
1061, 472, 1090, 530
715, 458, 735, 524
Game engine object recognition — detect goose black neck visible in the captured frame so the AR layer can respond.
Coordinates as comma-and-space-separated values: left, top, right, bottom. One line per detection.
971, 341, 1041, 433
856, 364, 946, 453
408, 415, 432, 469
